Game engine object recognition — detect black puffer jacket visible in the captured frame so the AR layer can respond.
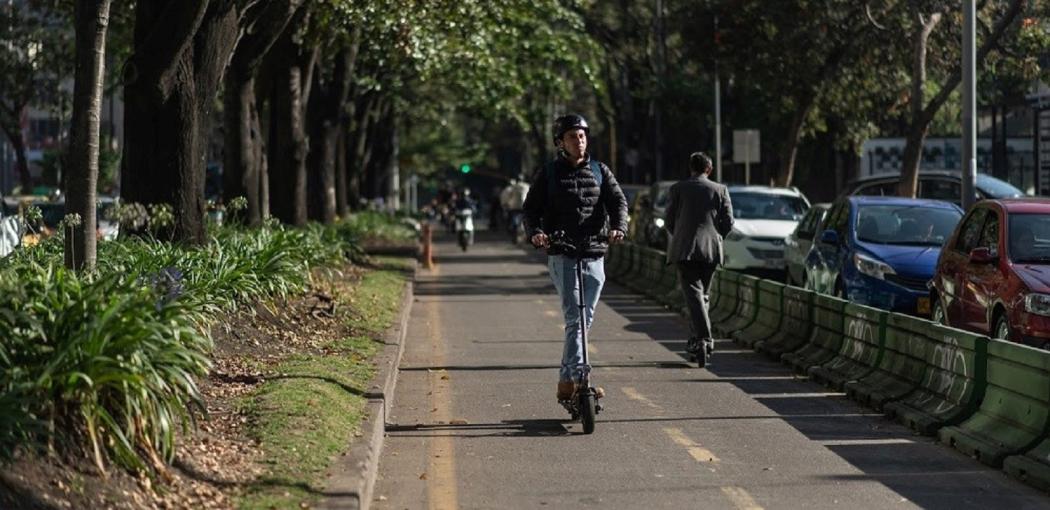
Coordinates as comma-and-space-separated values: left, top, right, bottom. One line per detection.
523, 154, 628, 257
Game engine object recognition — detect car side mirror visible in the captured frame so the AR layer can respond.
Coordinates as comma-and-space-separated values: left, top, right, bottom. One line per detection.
969, 247, 998, 264
819, 229, 839, 245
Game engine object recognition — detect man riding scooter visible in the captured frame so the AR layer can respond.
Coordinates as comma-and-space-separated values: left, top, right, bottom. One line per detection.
523, 113, 628, 403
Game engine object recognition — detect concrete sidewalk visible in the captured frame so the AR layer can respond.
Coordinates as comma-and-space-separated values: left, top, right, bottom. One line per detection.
372, 232, 1048, 509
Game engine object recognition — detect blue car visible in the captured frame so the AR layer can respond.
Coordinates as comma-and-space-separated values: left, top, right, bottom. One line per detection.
805, 196, 964, 316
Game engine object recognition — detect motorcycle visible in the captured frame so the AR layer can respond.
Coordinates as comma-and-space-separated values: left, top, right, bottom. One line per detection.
455, 208, 474, 251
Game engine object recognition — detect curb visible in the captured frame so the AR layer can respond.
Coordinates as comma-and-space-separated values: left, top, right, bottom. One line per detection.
319, 263, 417, 510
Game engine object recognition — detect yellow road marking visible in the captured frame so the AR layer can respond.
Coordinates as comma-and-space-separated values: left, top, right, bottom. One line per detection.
622, 387, 661, 409
721, 486, 763, 510
425, 266, 458, 510
663, 427, 719, 463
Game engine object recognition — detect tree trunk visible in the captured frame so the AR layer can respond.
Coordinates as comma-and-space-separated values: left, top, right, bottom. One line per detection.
222, 0, 302, 225
348, 92, 378, 207
8, 128, 30, 192
306, 31, 360, 223
122, 0, 241, 245
897, 12, 941, 198
266, 12, 317, 226
223, 70, 260, 224
335, 121, 348, 217
65, 0, 112, 272
774, 97, 816, 187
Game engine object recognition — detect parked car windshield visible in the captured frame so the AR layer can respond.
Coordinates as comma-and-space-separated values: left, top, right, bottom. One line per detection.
855, 205, 961, 246
1009, 213, 1050, 264
730, 193, 807, 221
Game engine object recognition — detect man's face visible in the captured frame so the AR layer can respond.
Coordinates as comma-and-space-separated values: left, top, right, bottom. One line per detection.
559, 128, 587, 160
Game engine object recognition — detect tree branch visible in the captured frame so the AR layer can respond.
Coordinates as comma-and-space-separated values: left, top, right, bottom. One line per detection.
921, 0, 1024, 120
126, 0, 208, 99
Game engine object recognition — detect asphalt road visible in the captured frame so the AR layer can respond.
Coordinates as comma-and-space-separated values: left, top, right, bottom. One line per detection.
373, 231, 1049, 510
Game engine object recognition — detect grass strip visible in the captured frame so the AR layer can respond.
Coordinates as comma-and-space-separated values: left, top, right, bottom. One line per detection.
235, 261, 409, 510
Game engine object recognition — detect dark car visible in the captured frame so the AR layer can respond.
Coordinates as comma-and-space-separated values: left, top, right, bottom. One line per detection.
930, 199, 1050, 348
845, 170, 1025, 204
784, 203, 830, 286
806, 196, 963, 316
630, 180, 675, 249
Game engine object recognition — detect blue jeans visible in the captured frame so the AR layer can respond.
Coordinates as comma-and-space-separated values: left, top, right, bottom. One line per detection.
548, 255, 606, 381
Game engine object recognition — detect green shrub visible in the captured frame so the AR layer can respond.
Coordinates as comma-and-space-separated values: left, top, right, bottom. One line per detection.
0, 219, 370, 474
0, 262, 211, 472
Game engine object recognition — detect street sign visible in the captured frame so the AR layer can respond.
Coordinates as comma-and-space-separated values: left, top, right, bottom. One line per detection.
733, 129, 760, 164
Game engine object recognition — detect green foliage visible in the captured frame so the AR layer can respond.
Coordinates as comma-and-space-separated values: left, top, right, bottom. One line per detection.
0, 262, 212, 472
0, 216, 396, 474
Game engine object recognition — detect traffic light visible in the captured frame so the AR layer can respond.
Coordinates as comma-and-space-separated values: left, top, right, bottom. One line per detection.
460, 163, 472, 174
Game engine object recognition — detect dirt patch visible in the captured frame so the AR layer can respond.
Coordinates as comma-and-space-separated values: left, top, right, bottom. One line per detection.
0, 263, 371, 509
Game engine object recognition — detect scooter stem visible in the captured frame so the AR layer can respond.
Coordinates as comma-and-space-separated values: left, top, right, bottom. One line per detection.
577, 256, 589, 368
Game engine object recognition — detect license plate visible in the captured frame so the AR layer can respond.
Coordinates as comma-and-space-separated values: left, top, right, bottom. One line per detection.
917, 297, 931, 315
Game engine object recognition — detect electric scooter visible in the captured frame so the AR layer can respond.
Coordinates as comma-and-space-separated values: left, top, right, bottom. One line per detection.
547, 231, 606, 434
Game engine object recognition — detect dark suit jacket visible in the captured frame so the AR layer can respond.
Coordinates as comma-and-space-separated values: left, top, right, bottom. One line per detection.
664, 174, 734, 264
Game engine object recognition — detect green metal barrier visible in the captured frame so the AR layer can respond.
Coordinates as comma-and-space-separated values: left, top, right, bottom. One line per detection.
882, 324, 987, 435
757, 285, 814, 358
715, 274, 760, 337
656, 261, 680, 303
709, 271, 741, 325
939, 339, 1050, 468
621, 244, 640, 281
628, 247, 662, 292
732, 280, 784, 349
782, 294, 848, 374
606, 243, 625, 278
809, 303, 887, 391
707, 269, 724, 316
845, 313, 932, 410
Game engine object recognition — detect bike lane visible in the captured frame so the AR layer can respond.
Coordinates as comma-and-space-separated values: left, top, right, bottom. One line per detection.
373, 233, 1048, 509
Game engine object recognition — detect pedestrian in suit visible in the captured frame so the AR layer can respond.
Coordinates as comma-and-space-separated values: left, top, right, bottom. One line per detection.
664, 152, 734, 367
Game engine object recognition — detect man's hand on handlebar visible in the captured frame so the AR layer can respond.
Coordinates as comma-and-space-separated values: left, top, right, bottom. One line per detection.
609, 229, 625, 244
531, 232, 550, 248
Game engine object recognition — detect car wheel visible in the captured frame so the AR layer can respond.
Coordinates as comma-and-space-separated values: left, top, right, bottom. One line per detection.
931, 297, 948, 326
993, 313, 1011, 342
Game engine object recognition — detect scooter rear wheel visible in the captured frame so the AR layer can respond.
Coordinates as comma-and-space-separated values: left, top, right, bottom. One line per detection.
579, 391, 596, 434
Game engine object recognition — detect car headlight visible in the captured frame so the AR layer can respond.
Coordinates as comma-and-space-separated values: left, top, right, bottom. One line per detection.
726, 229, 745, 242
1025, 293, 1050, 317
654, 218, 665, 228
854, 252, 896, 280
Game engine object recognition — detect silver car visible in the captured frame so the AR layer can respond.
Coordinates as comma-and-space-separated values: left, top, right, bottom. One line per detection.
783, 202, 829, 287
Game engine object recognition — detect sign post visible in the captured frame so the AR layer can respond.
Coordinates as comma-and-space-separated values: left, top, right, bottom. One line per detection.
733, 129, 760, 184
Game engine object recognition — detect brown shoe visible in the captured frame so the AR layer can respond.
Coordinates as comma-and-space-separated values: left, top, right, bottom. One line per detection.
594, 387, 605, 399
557, 381, 576, 400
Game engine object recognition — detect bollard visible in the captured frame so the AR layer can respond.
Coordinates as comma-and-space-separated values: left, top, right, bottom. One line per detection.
421, 223, 434, 269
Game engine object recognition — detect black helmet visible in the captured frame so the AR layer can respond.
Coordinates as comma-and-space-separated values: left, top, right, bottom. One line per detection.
552, 114, 589, 144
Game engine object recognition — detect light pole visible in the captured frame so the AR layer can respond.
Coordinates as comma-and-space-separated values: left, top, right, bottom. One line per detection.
962, 0, 977, 210
714, 13, 722, 182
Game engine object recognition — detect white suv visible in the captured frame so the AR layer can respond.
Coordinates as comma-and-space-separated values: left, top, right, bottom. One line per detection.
722, 186, 810, 274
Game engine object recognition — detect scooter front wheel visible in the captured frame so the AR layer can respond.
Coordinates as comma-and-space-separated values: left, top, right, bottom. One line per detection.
578, 391, 596, 434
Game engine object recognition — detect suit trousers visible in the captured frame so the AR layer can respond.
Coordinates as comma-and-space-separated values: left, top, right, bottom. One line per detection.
677, 261, 717, 346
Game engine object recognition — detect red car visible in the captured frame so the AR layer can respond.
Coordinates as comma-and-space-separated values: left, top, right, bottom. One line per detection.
930, 199, 1050, 348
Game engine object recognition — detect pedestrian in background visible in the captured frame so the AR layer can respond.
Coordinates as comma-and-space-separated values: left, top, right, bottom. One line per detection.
664, 152, 734, 367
